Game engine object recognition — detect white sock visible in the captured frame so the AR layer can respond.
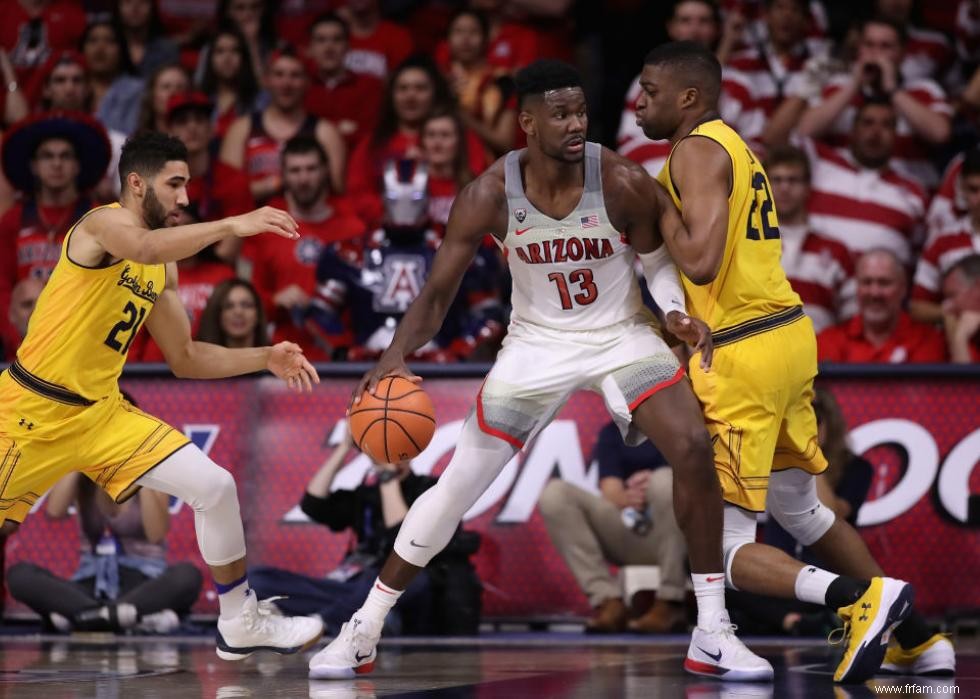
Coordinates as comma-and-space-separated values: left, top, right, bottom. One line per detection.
217, 576, 250, 620
692, 572, 727, 629
794, 565, 838, 606
358, 578, 403, 624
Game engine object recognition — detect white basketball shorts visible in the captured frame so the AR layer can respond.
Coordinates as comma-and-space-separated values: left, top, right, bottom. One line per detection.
476, 310, 685, 448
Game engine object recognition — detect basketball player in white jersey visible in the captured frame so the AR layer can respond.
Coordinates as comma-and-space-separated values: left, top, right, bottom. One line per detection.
309, 60, 772, 681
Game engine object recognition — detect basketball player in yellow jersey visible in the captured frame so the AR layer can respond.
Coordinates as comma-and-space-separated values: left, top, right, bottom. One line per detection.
636, 41, 953, 683
0, 131, 326, 660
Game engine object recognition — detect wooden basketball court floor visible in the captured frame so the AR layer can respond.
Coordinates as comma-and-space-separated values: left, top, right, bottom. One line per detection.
0, 633, 974, 698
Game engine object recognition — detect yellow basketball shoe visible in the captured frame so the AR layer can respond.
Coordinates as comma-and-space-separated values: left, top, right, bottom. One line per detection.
832, 577, 914, 683
880, 634, 955, 676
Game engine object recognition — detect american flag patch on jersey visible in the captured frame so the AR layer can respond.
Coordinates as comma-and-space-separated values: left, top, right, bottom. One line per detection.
580, 214, 599, 228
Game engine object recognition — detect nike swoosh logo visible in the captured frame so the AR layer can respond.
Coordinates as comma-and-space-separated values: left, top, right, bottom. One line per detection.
354, 650, 372, 663
697, 646, 722, 662
410, 539, 429, 548
515, 226, 534, 235
706, 575, 725, 583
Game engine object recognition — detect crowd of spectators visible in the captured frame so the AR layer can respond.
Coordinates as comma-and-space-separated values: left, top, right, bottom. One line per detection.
0, 0, 976, 366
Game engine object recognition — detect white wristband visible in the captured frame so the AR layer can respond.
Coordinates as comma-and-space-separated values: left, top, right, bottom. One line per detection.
637, 246, 687, 317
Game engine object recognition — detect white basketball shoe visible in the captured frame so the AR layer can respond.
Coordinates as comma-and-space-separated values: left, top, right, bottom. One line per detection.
309, 614, 383, 679
685, 611, 775, 682
216, 593, 323, 661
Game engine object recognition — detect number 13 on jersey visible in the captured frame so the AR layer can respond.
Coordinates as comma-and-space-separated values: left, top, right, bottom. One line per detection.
548, 269, 598, 310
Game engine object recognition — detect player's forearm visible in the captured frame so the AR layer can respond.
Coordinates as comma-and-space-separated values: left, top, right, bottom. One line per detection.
386, 289, 454, 359
892, 91, 951, 143
169, 341, 270, 379
139, 219, 235, 264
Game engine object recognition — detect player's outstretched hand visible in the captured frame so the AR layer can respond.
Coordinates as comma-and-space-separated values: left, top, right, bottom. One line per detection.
230, 207, 299, 240
349, 352, 421, 413
268, 342, 320, 392
665, 310, 714, 371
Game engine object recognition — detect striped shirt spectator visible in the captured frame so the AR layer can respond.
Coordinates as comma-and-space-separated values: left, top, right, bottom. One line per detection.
927, 152, 969, 239
796, 18, 952, 190
720, 0, 828, 150
911, 148, 980, 324
956, 0, 980, 65
766, 145, 855, 332
802, 102, 927, 268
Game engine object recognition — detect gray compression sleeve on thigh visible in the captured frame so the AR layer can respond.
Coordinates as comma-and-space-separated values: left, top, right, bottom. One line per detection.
135, 445, 247, 566
394, 414, 519, 567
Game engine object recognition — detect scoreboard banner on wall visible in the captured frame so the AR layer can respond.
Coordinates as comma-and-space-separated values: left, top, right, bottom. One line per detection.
4, 373, 978, 618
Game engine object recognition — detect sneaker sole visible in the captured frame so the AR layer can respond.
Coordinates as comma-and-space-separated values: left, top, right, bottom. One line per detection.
836, 581, 914, 684
216, 628, 324, 662
684, 658, 774, 682
309, 659, 376, 680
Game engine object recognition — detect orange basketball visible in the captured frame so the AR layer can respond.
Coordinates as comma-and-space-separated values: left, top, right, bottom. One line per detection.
348, 376, 436, 464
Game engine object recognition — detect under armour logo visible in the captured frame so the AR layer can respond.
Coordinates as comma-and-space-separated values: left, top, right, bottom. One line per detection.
859, 602, 872, 622
18, 418, 33, 430
807, 567, 817, 574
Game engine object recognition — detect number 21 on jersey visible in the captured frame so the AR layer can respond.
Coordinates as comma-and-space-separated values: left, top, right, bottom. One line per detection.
105, 301, 147, 354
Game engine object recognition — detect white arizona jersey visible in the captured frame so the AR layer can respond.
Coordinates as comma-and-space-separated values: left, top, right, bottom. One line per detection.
500, 142, 643, 331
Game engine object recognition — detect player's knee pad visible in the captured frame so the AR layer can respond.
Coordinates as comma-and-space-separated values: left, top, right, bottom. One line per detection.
193, 465, 238, 513
722, 505, 758, 590
768, 469, 835, 546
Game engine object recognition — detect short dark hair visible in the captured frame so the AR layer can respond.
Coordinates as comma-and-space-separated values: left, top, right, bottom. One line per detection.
33, 135, 77, 161
450, 8, 490, 39
961, 147, 980, 179
310, 11, 349, 40
282, 135, 328, 165
861, 15, 907, 45
118, 131, 187, 189
644, 40, 722, 105
855, 93, 896, 119
514, 60, 583, 108
947, 254, 980, 284
765, 145, 811, 181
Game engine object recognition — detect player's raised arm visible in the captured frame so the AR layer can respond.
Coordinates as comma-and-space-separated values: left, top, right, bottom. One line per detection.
145, 263, 319, 391
352, 170, 506, 402
660, 135, 731, 285
74, 205, 298, 267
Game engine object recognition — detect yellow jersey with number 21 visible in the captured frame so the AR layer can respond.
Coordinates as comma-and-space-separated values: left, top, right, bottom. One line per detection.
15, 203, 165, 402
657, 119, 801, 335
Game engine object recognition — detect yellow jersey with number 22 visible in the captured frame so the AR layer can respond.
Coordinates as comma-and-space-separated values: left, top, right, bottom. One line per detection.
657, 119, 801, 334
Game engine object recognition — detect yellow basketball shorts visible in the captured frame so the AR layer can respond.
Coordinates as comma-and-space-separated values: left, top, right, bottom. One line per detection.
0, 367, 189, 525
689, 311, 828, 512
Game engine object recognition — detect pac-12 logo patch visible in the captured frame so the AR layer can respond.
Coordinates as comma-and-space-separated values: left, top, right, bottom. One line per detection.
514, 208, 527, 223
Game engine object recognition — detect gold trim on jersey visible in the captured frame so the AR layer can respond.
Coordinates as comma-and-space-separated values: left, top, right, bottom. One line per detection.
7, 361, 95, 406
712, 306, 805, 348
64, 203, 124, 271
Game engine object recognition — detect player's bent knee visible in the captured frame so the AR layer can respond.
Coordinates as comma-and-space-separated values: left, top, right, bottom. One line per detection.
196, 465, 238, 511
771, 501, 835, 547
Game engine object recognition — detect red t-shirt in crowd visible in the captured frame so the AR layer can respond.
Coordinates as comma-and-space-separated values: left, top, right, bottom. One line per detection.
0, 0, 86, 82
129, 260, 237, 363
241, 196, 366, 360
345, 21, 414, 79
817, 312, 947, 363
427, 175, 459, 237
434, 22, 540, 74
305, 71, 384, 151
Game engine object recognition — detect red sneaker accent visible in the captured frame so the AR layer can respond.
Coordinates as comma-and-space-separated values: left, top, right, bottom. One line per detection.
355, 661, 375, 675
684, 658, 727, 675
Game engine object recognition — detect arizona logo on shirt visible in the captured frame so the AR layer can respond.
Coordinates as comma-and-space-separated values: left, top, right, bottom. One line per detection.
374, 255, 425, 313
